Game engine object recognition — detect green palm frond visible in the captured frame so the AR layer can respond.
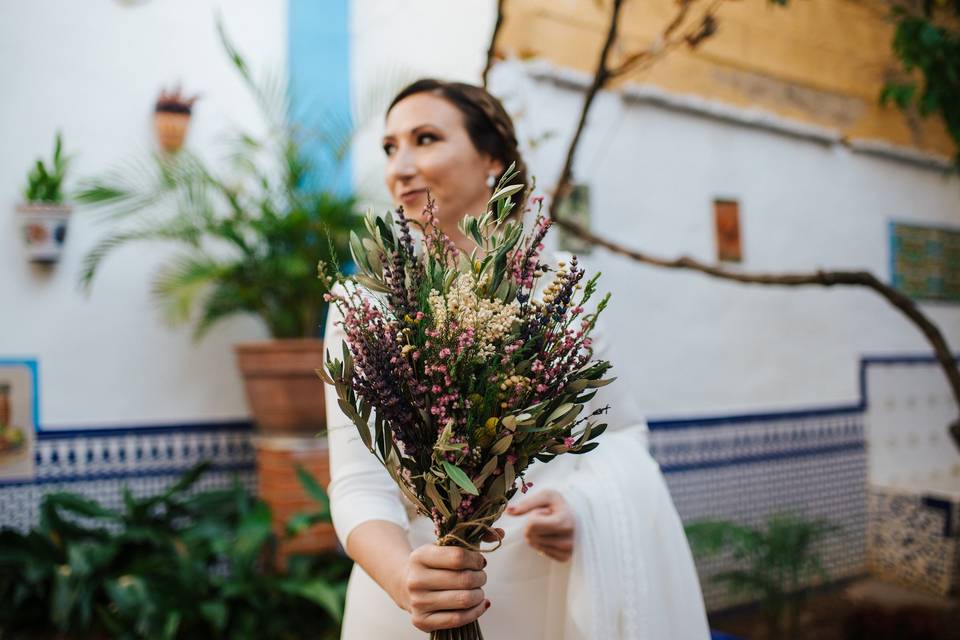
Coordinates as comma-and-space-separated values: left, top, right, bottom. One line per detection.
686, 512, 838, 640
79, 218, 206, 292
77, 20, 364, 340
192, 279, 259, 341
151, 253, 232, 326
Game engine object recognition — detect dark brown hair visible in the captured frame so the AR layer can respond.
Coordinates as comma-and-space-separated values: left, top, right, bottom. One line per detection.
387, 79, 529, 213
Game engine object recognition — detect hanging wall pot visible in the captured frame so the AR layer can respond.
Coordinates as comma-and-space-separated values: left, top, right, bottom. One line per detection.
18, 131, 72, 264
154, 85, 198, 152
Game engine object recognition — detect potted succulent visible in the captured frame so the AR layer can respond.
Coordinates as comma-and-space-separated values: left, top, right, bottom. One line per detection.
76, 24, 361, 553
154, 84, 199, 152
18, 132, 72, 263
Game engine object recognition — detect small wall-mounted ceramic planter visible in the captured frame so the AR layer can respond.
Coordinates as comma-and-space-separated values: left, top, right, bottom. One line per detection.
17, 202, 72, 264
154, 110, 191, 152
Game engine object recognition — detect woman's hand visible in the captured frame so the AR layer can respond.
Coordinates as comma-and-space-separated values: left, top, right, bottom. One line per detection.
506, 489, 576, 562
396, 528, 503, 632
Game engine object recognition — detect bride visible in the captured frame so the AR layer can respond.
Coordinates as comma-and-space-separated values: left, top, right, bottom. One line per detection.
324, 78, 710, 639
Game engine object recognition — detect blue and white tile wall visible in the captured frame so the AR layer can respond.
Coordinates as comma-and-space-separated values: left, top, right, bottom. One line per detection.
0, 422, 255, 533
2, 356, 954, 613
650, 407, 868, 609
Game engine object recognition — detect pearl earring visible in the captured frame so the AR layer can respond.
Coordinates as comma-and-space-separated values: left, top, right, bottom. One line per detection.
486, 173, 497, 188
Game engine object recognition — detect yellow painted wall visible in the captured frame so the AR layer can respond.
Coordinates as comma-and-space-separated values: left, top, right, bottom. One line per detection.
497, 0, 955, 158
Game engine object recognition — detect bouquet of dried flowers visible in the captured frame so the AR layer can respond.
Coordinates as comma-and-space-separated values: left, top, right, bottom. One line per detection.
318, 167, 613, 640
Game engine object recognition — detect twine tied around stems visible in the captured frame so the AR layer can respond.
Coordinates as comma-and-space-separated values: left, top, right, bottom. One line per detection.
436, 503, 507, 552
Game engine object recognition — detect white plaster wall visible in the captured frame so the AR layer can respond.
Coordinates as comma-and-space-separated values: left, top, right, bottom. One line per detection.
349, 0, 497, 202
488, 62, 960, 417
347, 0, 960, 418
6, 0, 960, 432
0, 0, 286, 428
866, 362, 960, 495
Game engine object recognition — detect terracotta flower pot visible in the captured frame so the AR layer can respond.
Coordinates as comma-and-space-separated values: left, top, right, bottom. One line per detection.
17, 202, 71, 263
154, 111, 191, 152
235, 339, 327, 437
255, 435, 339, 566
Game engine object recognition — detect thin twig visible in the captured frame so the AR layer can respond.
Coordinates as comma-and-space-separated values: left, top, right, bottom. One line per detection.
544, 0, 960, 449
548, 0, 627, 218
482, 0, 507, 88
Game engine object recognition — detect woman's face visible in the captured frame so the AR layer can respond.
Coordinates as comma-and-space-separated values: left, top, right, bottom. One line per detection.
383, 93, 502, 227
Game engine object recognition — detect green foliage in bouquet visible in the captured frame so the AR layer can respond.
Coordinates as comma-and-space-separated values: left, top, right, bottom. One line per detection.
75, 21, 362, 340
685, 512, 838, 640
0, 461, 351, 640
24, 131, 71, 204
320, 166, 614, 639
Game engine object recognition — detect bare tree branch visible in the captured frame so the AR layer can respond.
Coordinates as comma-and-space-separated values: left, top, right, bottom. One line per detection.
542, 0, 960, 449
548, 0, 627, 218
482, 0, 507, 88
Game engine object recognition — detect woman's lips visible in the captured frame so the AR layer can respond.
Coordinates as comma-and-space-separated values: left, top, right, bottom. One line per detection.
399, 189, 426, 205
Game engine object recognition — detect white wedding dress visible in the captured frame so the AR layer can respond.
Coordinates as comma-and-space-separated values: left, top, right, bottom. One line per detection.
323, 252, 710, 640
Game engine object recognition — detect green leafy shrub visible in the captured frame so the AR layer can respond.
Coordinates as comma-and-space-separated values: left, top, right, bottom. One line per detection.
0, 462, 351, 639
685, 512, 838, 640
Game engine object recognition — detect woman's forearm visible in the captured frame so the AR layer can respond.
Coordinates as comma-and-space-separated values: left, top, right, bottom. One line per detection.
345, 519, 414, 611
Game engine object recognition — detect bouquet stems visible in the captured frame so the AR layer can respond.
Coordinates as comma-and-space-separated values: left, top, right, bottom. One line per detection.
430, 619, 484, 640
429, 536, 486, 640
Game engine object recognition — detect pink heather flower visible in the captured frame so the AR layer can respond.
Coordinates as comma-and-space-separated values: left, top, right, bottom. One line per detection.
564, 436, 575, 448
520, 481, 534, 493
431, 385, 442, 394
536, 384, 548, 393
506, 454, 518, 465
531, 195, 544, 205
415, 311, 424, 320
439, 348, 451, 358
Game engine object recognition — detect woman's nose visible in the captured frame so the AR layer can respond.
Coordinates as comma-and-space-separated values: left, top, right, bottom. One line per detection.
390, 146, 417, 182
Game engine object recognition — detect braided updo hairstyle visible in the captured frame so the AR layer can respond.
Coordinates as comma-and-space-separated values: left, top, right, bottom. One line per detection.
387, 79, 529, 214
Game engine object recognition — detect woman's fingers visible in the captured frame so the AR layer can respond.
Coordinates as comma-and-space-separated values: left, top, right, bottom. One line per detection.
411, 586, 485, 613
527, 532, 574, 550
408, 567, 486, 591
481, 527, 505, 543
416, 545, 486, 571
525, 512, 573, 537
415, 598, 490, 632
506, 489, 558, 516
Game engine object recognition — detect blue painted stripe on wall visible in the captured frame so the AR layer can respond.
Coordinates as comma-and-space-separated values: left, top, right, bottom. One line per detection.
647, 404, 863, 431
0, 462, 256, 489
21, 354, 953, 440
36, 419, 253, 441
288, 0, 352, 195
658, 441, 865, 473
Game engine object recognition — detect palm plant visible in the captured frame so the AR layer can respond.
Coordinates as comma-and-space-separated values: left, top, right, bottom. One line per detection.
685, 512, 838, 640
75, 21, 362, 340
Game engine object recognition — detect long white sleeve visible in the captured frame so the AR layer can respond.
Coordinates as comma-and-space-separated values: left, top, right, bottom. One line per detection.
323, 288, 410, 550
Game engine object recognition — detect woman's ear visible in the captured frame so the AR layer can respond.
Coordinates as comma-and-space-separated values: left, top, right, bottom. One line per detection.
486, 157, 505, 177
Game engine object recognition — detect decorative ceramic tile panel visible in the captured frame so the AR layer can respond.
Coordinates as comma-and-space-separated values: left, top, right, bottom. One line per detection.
650, 408, 867, 611
867, 487, 959, 596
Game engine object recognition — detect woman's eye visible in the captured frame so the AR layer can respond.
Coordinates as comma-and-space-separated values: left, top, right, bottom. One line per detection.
382, 142, 396, 156
417, 133, 438, 145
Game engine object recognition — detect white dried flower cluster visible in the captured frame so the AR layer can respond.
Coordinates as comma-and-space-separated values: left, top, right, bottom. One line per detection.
428, 273, 519, 357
